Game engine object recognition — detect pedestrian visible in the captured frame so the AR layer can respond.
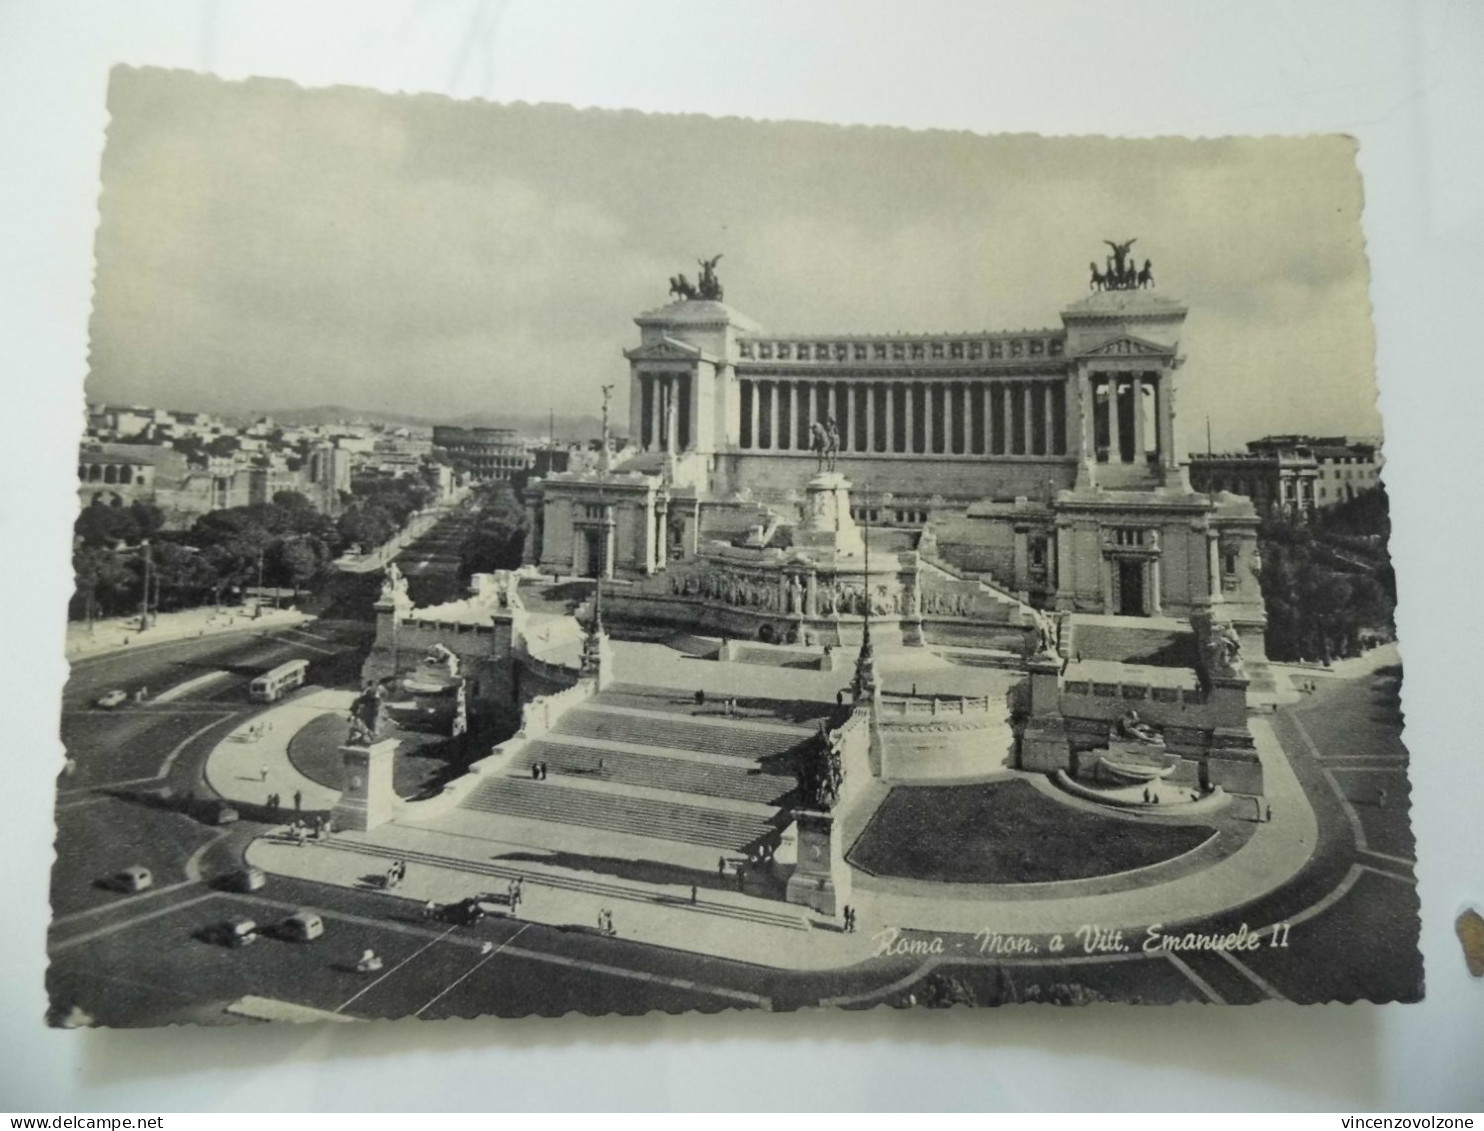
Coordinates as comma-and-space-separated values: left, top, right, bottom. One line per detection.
718, 856, 727, 878
911, 683, 917, 696
736, 868, 745, 892
597, 757, 605, 773
1377, 787, 1389, 809
1265, 803, 1273, 822
531, 762, 540, 781
540, 762, 548, 780
260, 766, 269, 783
695, 689, 706, 711
691, 885, 698, 904
836, 690, 844, 706
294, 789, 303, 812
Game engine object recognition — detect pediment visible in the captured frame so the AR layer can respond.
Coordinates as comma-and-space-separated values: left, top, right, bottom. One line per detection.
624, 336, 705, 363
1078, 333, 1174, 358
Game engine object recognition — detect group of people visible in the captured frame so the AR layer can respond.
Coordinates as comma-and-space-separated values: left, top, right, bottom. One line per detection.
286, 814, 330, 844
597, 908, 616, 936
243, 720, 274, 743
384, 859, 408, 889
842, 905, 859, 933
528, 761, 550, 780
265, 788, 305, 812
694, 689, 744, 718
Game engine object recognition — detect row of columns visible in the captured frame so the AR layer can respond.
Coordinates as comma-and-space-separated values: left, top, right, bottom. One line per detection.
737, 378, 1067, 457
79, 462, 144, 485
639, 373, 687, 452
1086, 372, 1165, 464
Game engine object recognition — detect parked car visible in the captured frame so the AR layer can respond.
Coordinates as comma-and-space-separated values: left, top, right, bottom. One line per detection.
217, 916, 259, 948
95, 689, 127, 709
227, 866, 265, 893
208, 802, 240, 826
281, 909, 324, 942
107, 866, 153, 893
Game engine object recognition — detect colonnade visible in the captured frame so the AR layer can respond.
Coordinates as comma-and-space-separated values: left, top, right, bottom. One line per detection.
736, 378, 1068, 458
1087, 372, 1164, 464
638, 373, 690, 452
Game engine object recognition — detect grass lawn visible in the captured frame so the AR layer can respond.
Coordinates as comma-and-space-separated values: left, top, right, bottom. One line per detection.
287, 711, 495, 801
848, 778, 1214, 884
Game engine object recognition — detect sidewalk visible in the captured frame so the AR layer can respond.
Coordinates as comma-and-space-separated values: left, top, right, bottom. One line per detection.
204, 687, 353, 812
247, 827, 878, 971
66, 605, 313, 661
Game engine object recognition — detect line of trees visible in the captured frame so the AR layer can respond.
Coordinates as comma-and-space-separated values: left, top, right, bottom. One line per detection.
70, 472, 441, 623
457, 482, 529, 580
1259, 486, 1396, 663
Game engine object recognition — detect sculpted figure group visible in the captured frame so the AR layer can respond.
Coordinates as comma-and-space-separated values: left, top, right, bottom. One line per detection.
796, 725, 846, 813
919, 588, 977, 617
668, 254, 725, 302
669, 567, 905, 618
1089, 238, 1154, 292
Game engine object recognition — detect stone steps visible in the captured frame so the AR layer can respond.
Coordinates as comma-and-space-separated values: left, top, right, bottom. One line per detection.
462, 777, 779, 853
520, 739, 797, 807
555, 707, 812, 761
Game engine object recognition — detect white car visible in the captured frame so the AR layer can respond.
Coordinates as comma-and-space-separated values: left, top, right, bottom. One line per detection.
95, 689, 127, 709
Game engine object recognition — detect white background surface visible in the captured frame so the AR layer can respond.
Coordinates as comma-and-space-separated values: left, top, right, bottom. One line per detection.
1, 0, 1481, 1112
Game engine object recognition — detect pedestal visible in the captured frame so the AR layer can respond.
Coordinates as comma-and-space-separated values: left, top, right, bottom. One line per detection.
330, 738, 398, 832
794, 472, 864, 557
784, 810, 850, 916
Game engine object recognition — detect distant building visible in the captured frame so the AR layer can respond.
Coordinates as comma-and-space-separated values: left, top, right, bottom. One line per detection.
432, 425, 530, 481
1303, 437, 1382, 506
1189, 435, 1381, 517
1188, 442, 1318, 518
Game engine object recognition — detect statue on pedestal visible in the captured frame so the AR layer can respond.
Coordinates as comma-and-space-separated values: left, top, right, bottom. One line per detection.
696, 254, 724, 301
347, 682, 387, 747
796, 726, 845, 812
809, 417, 840, 473
380, 562, 408, 603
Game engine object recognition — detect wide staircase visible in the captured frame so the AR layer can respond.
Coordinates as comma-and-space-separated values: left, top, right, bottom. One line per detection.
458, 687, 820, 856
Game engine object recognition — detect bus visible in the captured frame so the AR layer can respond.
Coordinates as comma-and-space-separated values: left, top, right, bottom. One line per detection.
249, 659, 309, 703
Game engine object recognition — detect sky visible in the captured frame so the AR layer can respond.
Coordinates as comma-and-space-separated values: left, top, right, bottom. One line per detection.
86, 66, 1384, 450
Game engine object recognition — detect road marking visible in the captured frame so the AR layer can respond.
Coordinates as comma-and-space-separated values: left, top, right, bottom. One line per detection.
1290, 712, 1370, 855
49, 879, 203, 928
1215, 948, 1291, 1002
413, 923, 530, 1017
158, 713, 241, 780
1361, 847, 1416, 868
1358, 863, 1416, 885
154, 671, 233, 703
277, 631, 340, 656
1164, 953, 1226, 1003
336, 924, 462, 1013
1326, 765, 1408, 772
49, 892, 215, 954
185, 830, 231, 883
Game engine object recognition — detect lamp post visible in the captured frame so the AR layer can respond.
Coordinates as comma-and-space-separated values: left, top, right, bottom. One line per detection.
138, 539, 152, 633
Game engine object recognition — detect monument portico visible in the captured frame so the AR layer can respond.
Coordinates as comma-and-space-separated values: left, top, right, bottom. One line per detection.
527, 246, 1265, 640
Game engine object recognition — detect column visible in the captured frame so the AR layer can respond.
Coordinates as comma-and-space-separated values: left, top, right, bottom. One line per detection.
944, 382, 956, 455
1079, 371, 1095, 458
865, 382, 877, 452
1107, 376, 1123, 463
602, 519, 615, 580
1148, 555, 1162, 615
645, 376, 658, 450
1131, 374, 1145, 461
1208, 531, 1222, 602
1155, 374, 1176, 469
886, 383, 897, 453
904, 382, 915, 453
994, 384, 1007, 455
1022, 382, 1035, 458
1043, 381, 1056, 457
